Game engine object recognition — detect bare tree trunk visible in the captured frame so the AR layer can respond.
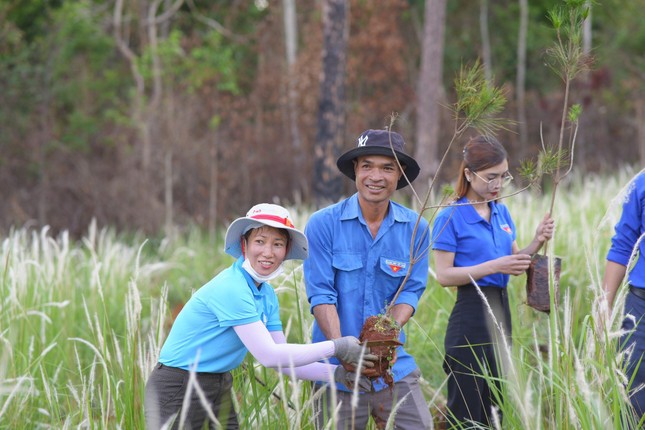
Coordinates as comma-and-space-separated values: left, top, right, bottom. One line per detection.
578, 1, 593, 167
313, 0, 349, 205
146, 0, 164, 173
516, 0, 529, 158
164, 151, 174, 237
282, 0, 305, 197
636, 97, 645, 166
114, 0, 182, 175
415, 0, 447, 187
114, 0, 150, 172
208, 130, 219, 240
583, 1, 592, 56
479, 0, 492, 82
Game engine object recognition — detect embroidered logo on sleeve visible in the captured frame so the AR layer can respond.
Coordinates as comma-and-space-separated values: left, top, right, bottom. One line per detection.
386, 259, 407, 273
500, 223, 512, 234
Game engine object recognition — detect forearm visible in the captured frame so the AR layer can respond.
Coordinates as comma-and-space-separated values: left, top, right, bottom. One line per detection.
603, 260, 627, 309
517, 238, 544, 256
277, 362, 337, 382
269, 330, 336, 381
436, 262, 496, 287
234, 322, 334, 368
312, 304, 342, 339
390, 303, 414, 327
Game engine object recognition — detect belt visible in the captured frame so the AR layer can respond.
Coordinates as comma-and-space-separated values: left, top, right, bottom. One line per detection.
629, 285, 645, 300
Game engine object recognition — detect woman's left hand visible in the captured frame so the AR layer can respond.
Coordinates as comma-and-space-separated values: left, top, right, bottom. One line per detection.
535, 213, 555, 243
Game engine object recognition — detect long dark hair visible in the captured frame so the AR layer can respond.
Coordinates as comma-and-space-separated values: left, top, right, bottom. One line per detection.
455, 135, 508, 198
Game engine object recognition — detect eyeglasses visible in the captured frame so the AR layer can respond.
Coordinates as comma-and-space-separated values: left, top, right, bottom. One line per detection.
471, 170, 514, 188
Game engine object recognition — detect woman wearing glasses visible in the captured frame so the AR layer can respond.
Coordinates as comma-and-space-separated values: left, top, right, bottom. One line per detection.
431, 135, 554, 427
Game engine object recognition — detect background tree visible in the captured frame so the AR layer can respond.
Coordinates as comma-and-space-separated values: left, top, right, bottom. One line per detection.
0, 0, 643, 235
313, 0, 349, 204
415, 0, 447, 189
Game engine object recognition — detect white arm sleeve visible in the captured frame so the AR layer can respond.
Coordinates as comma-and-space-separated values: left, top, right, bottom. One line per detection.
269, 331, 336, 382
233, 321, 336, 373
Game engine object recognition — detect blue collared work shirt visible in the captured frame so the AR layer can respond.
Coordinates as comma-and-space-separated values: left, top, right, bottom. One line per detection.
607, 172, 645, 288
159, 257, 282, 373
432, 196, 517, 288
304, 193, 430, 392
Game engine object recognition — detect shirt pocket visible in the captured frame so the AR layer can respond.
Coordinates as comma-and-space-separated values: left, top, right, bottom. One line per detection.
332, 253, 363, 294
378, 256, 410, 294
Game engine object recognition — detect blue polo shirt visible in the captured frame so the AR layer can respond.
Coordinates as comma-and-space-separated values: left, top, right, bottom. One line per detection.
432, 196, 516, 288
607, 172, 645, 288
158, 257, 282, 373
304, 193, 429, 392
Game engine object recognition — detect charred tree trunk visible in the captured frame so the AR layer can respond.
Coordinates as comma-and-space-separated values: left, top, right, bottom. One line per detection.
313, 0, 349, 205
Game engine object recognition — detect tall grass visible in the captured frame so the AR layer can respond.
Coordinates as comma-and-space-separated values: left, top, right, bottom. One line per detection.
0, 167, 641, 429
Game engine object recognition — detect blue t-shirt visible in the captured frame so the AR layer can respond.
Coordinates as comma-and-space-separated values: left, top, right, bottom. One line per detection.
432, 196, 517, 288
158, 257, 282, 373
607, 172, 645, 288
304, 193, 429, 392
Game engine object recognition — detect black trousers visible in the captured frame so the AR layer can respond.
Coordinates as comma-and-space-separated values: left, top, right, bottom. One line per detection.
443, 284, 512, 428
144, 363, 239, 430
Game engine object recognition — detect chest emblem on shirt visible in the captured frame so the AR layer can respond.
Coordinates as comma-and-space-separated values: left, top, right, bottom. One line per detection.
386, 259, 407, 273
500, 223, 512, 234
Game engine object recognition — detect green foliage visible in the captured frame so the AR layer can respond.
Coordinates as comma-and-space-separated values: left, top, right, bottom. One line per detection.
188, 31, 240, 94
545, 1, 590, 82
453, 60, 510, 136
519, 158, 541, 184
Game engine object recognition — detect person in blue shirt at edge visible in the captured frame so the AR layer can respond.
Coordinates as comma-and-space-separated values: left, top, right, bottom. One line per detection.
600, 170, 645, 425
144, 203, 378, 430
431, 135, 555, 428
304, 128, 434, 429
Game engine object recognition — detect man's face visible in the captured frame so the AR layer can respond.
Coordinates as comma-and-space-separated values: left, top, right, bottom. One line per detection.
353, 155, 403, 205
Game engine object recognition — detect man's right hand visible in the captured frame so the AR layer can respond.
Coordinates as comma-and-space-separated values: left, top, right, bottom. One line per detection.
332, 336, 378, 368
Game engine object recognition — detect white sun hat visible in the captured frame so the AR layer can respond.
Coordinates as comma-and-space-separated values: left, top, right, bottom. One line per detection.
224, 203, 308, 261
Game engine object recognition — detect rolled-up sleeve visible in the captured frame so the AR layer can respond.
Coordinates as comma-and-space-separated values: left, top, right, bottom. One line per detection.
304, 211, 338, 311
394, 217, 430, 313
607, 178, 644, 267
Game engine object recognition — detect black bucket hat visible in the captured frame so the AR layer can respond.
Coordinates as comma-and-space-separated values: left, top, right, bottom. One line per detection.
336, 129, 420, 189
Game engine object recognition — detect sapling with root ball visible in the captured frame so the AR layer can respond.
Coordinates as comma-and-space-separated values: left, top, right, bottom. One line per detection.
526, 0, 590, 313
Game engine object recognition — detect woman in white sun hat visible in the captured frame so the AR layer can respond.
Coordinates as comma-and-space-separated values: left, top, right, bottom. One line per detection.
144, 203, 377, 430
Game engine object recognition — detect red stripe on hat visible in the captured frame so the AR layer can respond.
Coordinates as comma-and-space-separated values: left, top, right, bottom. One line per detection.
250, 214, 295, 228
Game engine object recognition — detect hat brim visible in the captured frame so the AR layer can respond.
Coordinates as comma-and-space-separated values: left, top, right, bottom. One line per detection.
336, 146, 420, 189
224, 218, 308, 261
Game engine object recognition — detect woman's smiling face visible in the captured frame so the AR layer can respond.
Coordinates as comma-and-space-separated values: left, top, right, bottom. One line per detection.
244, 226, 289, 276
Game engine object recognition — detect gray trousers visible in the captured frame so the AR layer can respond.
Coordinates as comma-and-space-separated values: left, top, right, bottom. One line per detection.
314, 368, 433, 430
144, 363, 239, 430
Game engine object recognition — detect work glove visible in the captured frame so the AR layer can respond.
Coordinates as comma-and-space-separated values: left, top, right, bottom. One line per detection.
334, 365, 373, 392
332, 336, 378, 368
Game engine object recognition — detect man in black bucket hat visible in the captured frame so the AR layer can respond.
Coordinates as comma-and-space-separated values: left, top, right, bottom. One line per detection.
304, 129, 432, 429
336, 128, 420, 190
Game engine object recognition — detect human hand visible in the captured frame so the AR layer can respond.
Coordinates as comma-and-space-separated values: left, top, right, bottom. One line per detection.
334, 365, 373, 392
535, 213, 555, 243
332, 336, 378, 368
493, 254, 532, 276
341, 347, 398, 379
